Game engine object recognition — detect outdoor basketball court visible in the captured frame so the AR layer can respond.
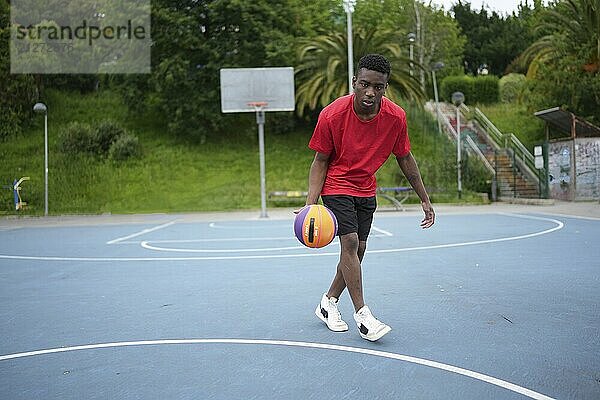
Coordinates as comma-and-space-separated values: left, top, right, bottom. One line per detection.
0, 203, 598, 399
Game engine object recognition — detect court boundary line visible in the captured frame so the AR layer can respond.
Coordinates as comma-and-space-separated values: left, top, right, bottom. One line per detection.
0, 213, 564, 261
106, 220, 179, 245
116, 232, 390, 245
0, 338, 555, 400
372, 225, 394, 236
138, 232, 391, 253
534, 212, 600, 221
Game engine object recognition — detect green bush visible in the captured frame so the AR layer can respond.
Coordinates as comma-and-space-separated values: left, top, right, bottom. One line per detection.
58, 122, 95, 154
59, 120, 140, 160
108, 133, 142, 161
499, 73, 526, 104
440, 75, 474, 104
92, 120, 125, 154
441, 75, 500, 104
473, 75, 499, 104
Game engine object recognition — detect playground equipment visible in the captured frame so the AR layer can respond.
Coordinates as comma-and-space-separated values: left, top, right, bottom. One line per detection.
11, 177, 30, 210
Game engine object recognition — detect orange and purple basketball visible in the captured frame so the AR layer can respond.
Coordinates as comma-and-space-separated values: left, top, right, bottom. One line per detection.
294, 204, 338, 248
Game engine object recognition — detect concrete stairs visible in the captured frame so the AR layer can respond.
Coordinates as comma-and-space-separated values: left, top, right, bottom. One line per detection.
430, 101, 541, 199
494, 150, 540, 198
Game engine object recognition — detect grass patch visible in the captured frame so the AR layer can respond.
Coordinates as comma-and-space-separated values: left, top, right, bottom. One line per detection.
476, 103, 545, 151
1, 90, 492, 215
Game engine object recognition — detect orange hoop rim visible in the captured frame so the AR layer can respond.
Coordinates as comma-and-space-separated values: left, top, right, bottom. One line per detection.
247, 102, 268, 108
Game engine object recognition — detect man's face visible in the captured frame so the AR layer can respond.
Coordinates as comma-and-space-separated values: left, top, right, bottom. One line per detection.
352, 68, 388, 113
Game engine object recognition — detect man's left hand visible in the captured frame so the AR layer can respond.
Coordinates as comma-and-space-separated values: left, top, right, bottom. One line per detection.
420, 202, 435, 229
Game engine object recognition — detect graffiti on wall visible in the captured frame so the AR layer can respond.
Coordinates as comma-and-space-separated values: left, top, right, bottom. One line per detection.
575, 138, 600, 200
548, 138, 600, 200
548, 142, 572, 200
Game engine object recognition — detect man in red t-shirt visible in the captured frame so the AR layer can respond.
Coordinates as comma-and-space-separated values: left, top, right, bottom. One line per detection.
306, 54, 435, 341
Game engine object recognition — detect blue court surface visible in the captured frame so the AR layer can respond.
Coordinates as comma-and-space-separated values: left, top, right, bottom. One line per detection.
1, 203, 599, 400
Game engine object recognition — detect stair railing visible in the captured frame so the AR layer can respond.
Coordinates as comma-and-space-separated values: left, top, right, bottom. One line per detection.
464, 134, 495, 174
473, 107, 546, 196
440, 107, 496, 176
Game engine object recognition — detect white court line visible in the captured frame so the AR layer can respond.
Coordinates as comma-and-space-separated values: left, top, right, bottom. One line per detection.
0, 213, 563, 261
138, 233, 391, 253
106, 220, 178, 245
118, 233, 389, 245
141, 241, 306, 253
372, 225, 394, 236
0, 338, 555, 400
129, 236, 299, 244
534, 212, 600, 222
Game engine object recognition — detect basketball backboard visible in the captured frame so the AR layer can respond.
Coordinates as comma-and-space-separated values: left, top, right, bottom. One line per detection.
220, 67, 295, 113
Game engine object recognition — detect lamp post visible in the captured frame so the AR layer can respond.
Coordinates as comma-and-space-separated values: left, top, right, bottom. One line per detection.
451, 92, 464, 200
343, 0, 356, 94
33, 102, 48, 215
431, 61, 444, 135
407, 32, 416, 76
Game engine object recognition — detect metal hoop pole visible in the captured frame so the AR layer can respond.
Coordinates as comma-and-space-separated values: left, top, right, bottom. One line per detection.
250, 104, 268, 218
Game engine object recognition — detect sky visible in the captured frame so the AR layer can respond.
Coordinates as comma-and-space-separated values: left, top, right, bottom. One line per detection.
431, 0, 540, 15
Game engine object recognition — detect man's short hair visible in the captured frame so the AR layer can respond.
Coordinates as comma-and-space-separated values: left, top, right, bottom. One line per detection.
357, 54, 391, 77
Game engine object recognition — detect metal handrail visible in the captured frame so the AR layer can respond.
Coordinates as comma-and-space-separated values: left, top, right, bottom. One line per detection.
465, 135, 495, 174
441, 110, 495, 175
473, 108, 503, 148
473, 107, 540, 184
507, 133, 538, 181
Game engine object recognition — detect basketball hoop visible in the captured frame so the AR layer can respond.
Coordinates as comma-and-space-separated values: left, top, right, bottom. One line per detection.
220, 67, 295, 219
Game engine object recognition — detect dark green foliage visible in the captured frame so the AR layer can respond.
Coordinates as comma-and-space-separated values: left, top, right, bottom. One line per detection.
440, 75, 474, 103
514, 0, 600, 123
451, 1, 538, 75
441, 75, 499, 104
0, 0, 37, 140
472, 75, 499, 104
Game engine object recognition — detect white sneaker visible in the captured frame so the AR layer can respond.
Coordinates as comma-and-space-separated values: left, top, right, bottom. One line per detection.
315, 293, 348, 332
353, 305, 391, 341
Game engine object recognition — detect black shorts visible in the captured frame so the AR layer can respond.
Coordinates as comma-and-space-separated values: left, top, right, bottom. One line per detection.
321, 195, 377, 241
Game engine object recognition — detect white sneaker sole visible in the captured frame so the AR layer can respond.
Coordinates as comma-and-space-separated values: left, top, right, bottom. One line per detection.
315, 305, 349, 332
358, 324, 391, 341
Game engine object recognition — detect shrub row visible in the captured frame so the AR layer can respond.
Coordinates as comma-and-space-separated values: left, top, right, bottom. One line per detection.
440, 75, 500, 105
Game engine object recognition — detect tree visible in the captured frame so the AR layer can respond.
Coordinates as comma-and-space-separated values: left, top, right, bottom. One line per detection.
516, 0, 600, 122
410, 1, 466, 93
295, 28, 424, 117
0, 0, 37, 139
452, 0, 537, 75
114, 0, 342, 140
517, 0, 600, 76
353, 0, 465, 94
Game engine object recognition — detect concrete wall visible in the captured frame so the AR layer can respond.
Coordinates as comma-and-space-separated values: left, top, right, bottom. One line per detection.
548, 138, 600, 200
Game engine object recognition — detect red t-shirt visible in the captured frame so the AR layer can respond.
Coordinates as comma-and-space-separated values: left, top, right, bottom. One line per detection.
309, 94, 411, 197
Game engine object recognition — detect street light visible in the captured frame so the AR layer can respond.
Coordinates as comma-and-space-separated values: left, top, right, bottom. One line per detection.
451, 92, 465, 200
431, 61, 444, 135
33, 102, 48, 215
342, 0, 356, 94
407, 32, 416, 76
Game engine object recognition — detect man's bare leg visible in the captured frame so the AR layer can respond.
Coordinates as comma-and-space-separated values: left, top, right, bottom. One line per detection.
326, 233, 365, 312
327, 239, 367, 299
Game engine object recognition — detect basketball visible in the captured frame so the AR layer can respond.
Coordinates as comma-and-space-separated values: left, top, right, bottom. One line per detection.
294, 204, 338, 248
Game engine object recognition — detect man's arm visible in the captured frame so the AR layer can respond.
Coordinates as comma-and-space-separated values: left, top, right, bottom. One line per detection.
396, 152, 435, 228
306, 152, 330, 205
